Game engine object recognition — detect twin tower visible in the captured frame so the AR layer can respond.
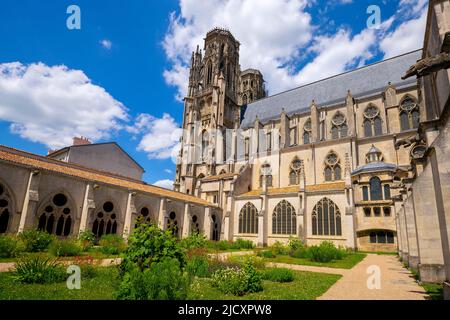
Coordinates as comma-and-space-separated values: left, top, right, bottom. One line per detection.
174, 28, 265, 194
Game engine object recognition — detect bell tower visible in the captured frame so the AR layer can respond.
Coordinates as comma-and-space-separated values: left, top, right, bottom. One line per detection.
174, 28, 242, 194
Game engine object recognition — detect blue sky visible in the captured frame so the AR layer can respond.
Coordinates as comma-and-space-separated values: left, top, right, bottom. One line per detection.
0, 0, 427, 188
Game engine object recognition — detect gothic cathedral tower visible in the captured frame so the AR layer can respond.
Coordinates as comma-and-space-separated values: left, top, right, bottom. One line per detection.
174, 28, 265, 197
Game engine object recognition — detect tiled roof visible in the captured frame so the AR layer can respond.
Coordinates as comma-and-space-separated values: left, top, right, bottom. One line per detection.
238, 182, 346, 197
241, 50, 421, 128
0, 145, 214, 207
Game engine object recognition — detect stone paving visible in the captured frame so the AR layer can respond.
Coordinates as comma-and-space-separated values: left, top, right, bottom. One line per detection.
316, 254, 429, 300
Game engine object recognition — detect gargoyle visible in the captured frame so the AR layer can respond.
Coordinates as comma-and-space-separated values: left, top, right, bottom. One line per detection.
402, 52, 450, 80
394, 133, 422, 149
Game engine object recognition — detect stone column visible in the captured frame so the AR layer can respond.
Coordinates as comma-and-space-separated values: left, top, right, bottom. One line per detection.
203, 207, 212, 240
18, 170, 40, 234
404, 193, 419, 269
258, 179, 268, 247
182, 203, 191, 238
122, 191, 136, 240
78, 183, 95, 234
158, 198, 168, 230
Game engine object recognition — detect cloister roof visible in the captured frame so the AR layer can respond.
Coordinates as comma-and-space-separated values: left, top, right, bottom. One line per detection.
0, 145, 214, 207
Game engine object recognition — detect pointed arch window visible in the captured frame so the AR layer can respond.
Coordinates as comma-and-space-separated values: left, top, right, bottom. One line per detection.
0, 183, 12, 234
400, 96, 420, 131
201, 130, 209, 162
239, 202, 258, 234
303, 118, 311, 144
363, 105, 382, 137
290, 126, 298, 146
191, 215, 200, 234
135, 207, 152, 228
167, 211, 179, 237
312, 198, 342, 236
331, 112, 348, 139
289, 158, 302, 185
272, 200, 297, 235
324, 152, 342, 182
384, 184, 391, 200
369, 177, 382, 201
206, 62, 213, 86
38, 193, 73, 237
92, 201, 118, 238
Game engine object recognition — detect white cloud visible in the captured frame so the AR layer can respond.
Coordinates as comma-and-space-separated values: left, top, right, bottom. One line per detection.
294, 28, 376, 85
163, 0, 313, 98
127, 113, 182, 161
153, 179, 174, 190
163, 0, 429, 99
380, 3, 427, 58
0, 62, 128, 149
164, 169, 173, 174
100, 39, 112, 50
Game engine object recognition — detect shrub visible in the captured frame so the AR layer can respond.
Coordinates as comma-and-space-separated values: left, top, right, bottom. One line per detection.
231, 238, 254, 250
207, 257, 242, 275
49, 239, 82, 257
0, 235, 24, 258
180, 233, 207, 250
270, 241, 288, 255
116, 258, 191, 300
186, 253, 209, 278
229, 255, 266, 269
119, 223, 186, 274
209, 240, 231, 251
19, 230, 54, 252
289, 246, 309, 259
211, 261, 262, 296
13, 256, 66, 284
99, 234, 125, 255
288, 237, 304, 251
77, 231, 95, 251
262, 268, 294, 283
257, 250, 276, 258
308, 241, 346, 263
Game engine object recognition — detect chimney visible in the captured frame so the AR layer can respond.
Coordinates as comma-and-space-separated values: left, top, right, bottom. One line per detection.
72, 136, 91, 146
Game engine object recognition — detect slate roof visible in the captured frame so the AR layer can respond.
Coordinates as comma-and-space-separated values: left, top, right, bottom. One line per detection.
240, 50, 422, 129
351, 162, 398, 175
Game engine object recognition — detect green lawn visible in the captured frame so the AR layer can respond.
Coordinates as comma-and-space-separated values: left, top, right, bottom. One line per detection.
0, 266, 340, 300
189, 270, 341, 300
264, 253, 366, 269
0, 267, 120, 300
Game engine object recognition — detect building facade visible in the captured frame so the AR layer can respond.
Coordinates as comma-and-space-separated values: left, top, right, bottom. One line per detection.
0, 145, 221, 241
392, 0, 450, 296
174, 28, 423, 252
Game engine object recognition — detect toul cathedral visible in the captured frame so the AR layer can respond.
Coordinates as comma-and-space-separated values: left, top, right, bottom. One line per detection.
1, 0, 450, 297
